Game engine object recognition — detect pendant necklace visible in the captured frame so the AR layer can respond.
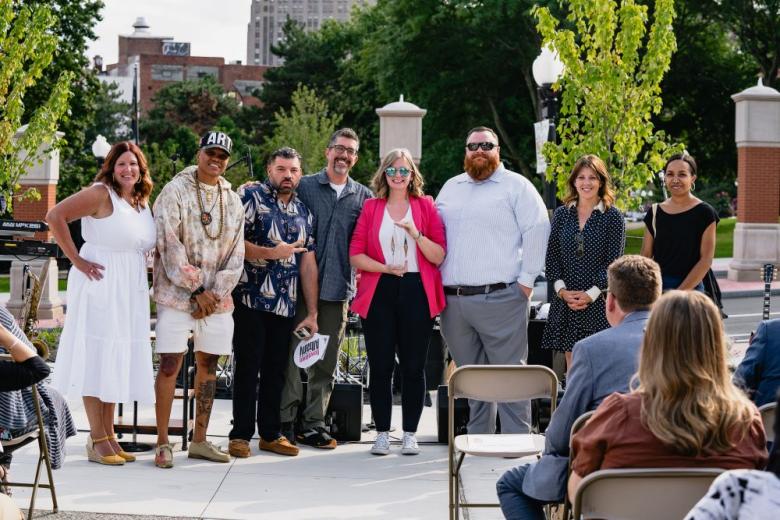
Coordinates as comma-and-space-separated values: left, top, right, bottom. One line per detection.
194, 172, 224, 240
389, 225, 408, 265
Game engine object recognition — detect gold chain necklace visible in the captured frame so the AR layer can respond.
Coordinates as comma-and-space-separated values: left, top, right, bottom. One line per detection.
194, 172, 224, 240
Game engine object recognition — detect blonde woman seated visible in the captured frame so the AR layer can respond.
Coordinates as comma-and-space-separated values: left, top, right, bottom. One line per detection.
569, 291, 768, 498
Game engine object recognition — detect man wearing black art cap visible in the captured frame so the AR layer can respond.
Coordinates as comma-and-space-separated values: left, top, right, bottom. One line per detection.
152, 131, 245, 468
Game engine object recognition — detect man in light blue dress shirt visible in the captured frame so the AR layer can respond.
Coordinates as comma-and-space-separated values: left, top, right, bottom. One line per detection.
435, 126, 551, 433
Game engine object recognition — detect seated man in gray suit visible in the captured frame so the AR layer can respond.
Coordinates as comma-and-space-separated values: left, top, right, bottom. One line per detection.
496, 255, 662, 519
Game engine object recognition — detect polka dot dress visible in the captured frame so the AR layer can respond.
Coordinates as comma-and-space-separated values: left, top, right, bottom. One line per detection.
541, 203, 625, 352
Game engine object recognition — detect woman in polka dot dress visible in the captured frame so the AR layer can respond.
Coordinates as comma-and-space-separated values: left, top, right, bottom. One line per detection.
541, 155, 625, 371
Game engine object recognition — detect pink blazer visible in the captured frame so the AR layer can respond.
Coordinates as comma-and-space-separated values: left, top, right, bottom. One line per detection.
349, 196, 446, 319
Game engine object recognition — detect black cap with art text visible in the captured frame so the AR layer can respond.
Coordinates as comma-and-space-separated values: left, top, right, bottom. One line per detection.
199, 131, 233, 156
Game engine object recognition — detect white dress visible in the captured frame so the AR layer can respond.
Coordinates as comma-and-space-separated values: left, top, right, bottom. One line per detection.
52, 184, 156, 403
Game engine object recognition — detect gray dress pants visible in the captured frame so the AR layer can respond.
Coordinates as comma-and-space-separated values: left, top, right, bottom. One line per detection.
439, 283, 530, 433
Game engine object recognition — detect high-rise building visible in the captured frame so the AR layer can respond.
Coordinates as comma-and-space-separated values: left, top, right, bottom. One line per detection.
246, 0, 374, 67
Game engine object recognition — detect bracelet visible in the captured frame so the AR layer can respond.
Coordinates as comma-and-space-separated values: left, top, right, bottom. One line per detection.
415, 231, 423, 242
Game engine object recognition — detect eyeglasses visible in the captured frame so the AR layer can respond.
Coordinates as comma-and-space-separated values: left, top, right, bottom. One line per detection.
204, 149, 229, 161
329, 144, 358, 157
466, 142, 497, 152
384, 167, 411, 178
574, 231, 585, 258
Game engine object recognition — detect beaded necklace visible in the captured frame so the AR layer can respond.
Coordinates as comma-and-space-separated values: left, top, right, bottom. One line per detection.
194, 171, 224, 240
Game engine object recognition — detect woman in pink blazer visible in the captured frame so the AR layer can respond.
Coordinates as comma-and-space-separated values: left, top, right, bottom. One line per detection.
350, 148, 446, 456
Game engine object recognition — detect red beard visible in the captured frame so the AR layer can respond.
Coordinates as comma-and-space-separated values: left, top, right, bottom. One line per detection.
464, 153, 500, 181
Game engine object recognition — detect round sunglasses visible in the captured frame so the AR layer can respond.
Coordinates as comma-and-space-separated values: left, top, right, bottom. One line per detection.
384, 166, 411, 178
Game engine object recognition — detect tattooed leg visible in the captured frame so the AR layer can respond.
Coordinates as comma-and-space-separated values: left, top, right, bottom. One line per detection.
155, 353, 184, 446
193, 352, 219, 443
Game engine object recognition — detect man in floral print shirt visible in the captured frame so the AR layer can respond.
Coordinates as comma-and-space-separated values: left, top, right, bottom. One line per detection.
227, 147, 318, 458
152, 131, 244, 468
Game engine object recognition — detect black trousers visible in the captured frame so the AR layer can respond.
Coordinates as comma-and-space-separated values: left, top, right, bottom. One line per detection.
362, 273, 434, 432
229, 299, 294, 442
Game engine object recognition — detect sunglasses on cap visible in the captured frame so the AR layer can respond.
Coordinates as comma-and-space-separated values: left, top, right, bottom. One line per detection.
384, 167, 411, 178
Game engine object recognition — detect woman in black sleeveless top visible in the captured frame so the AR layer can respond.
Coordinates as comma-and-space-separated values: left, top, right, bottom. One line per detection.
640, 153, 718, 291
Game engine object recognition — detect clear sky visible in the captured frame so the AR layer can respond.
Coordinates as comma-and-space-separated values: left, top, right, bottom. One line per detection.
86, 0, 252, 66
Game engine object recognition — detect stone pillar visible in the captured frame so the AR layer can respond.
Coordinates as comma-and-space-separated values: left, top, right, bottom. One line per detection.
728, 80, 780, 281
376, 95, 427, 163
6, 127, 65, 320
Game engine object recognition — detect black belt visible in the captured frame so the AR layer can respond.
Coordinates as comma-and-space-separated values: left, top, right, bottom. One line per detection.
444, 283, 509, 296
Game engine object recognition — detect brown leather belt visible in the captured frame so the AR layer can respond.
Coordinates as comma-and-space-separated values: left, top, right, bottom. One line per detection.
444, 283, 509, 296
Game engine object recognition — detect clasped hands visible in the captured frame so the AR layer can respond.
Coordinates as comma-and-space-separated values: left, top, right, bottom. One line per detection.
558, 289, 593, 311
191, 290, 220, 319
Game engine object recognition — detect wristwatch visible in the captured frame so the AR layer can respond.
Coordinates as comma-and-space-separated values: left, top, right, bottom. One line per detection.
191, 286, 206, 300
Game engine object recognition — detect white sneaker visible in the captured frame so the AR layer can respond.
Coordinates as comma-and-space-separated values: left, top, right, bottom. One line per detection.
371, 431, 391, 455
401, 432, 420, 455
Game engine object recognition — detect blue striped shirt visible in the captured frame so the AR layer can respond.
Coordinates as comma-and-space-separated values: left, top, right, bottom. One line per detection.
435, 165, 550, 287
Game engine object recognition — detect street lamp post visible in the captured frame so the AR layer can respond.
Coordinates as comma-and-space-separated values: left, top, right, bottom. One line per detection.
532, 46, 565, 211
533, 46, 564, 304
91, 134, 111, 169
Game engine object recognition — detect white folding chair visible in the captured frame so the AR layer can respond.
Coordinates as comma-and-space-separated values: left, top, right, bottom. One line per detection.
759, 401, 776, 445
572, 468, 723, 520
448, 364, 558, 520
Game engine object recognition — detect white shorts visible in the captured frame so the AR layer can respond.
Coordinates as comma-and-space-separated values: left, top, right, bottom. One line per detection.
154, 304, 234, 356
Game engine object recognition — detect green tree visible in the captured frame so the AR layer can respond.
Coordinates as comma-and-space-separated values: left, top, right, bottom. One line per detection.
263, 85, 342, 174
534, 0, 681, 209
655, 0, 755, 188
697, 0, 779, 89
20, 0, 103, 199
140, 76, 241, 144
260, 17, 381, 184
0, 0, 73, 209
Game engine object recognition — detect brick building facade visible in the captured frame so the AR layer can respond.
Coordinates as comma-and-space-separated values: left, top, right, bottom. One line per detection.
104, 18, 268, 114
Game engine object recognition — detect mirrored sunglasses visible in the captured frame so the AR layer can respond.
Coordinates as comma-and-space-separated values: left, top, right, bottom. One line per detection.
384, 167, 411, 178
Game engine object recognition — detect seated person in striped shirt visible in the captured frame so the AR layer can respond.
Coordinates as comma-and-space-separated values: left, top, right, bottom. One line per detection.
1, 306, 76, 482
435, 126, 551, 434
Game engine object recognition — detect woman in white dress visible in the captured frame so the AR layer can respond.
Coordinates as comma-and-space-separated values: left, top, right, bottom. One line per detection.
48, 141, 156, 466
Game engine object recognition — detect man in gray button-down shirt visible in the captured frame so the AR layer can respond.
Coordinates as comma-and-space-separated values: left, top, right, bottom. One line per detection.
280, 128, 373, 449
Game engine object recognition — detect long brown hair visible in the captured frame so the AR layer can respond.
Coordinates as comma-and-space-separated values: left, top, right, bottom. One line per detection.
94, 141, 153, 208
370, 148, 425, 199
634, 291, 755, 455
562, 154, 615, 208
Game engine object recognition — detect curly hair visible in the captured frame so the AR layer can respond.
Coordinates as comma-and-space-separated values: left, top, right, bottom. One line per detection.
94, 141, 153, 208
370, 148, 425, 199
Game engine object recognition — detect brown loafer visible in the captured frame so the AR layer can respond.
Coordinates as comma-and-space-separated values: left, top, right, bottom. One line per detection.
259, 436, 299, 456
228, 439, 251, 458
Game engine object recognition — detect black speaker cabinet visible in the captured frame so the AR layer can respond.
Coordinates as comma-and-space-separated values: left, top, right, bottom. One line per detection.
436, 385, 469, 443
326, 382, 363, 442
527, 318, 552, 369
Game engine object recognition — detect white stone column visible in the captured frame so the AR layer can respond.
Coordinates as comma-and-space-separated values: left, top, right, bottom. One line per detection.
728, 80, 780, 281
376, 95, 427, 163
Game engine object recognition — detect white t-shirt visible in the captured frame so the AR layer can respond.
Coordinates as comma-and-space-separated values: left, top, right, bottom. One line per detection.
330, 182, 346, 198
378, 206, 419, 273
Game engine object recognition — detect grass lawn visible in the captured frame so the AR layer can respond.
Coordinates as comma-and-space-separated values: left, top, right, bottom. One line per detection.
0, 276, 68, 293
624, 217, 735, 257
